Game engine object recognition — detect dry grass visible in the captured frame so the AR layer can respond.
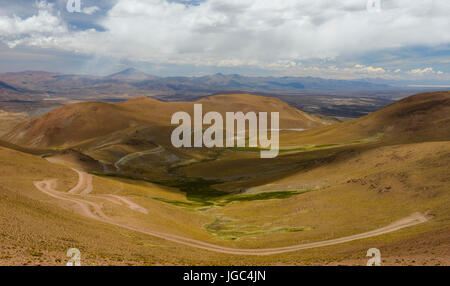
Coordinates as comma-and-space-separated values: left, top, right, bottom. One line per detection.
0, 92, 449, 265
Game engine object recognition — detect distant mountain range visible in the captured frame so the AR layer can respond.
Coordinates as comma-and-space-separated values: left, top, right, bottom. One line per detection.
0, 68, 397, 102
2, 69, 447, 118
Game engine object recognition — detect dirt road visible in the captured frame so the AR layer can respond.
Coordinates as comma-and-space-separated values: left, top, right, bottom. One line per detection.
68, 169, 93, 195
34, 171, 429, 256
114, 146, 164, 171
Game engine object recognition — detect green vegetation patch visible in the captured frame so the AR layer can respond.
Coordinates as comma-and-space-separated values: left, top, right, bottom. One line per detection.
205, 218, 313, 241
155, 178, 228, 202
216, 190, 313, 206
153, 189, 313, 209
226, 146, 267, 152
92, 172, 226, 202
277, 226, 314, 232
205, 219, 262, 241
93, 169, 313, 209
228, 133, 385, 154
152, 197, 211, 208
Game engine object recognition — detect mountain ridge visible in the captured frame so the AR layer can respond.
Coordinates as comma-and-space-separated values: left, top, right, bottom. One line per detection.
2, 93, 326, 148
107, 68, 158, 81
0, 69, 394, 98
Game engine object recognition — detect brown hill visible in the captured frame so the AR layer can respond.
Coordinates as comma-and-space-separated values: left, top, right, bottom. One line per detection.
2, 102, 141, 148
362, 91, 450, 142
282, 91, 450, 146
197, 94, 324, 129
3, 94, 326, 148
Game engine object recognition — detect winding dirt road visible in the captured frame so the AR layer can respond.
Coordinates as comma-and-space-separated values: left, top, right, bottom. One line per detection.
114, 146, 164, 171
34, 171, 429, 256
68, 169, 93, 195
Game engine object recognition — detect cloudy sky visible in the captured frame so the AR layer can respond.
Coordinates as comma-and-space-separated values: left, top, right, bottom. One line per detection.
0, 0, 449, 80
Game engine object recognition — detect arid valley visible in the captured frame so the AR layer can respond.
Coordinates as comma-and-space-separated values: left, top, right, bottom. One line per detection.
1, 77, 449, 265
0, 0, 449, 269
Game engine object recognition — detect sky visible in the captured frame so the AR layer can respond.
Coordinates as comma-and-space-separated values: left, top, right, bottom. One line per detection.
0, 0, 449, 81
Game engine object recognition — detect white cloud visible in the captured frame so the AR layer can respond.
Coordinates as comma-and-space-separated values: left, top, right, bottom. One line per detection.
0, 1, 66, 42
366, 66, 385, 73
82, 6, 100, 15
408, 67, 434, 75
352, 64, 385, 73
1, 0, 450, 75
